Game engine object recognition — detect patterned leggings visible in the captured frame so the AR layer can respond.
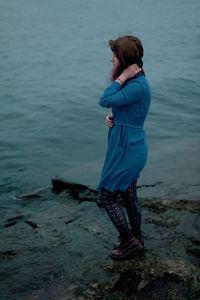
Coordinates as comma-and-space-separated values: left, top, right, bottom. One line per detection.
98, 179, 141, 241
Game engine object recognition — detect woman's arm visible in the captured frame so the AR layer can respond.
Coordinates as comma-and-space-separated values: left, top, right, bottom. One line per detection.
115, 64, 141, 86
99, 64, 142, 108
99, 80, 144, 108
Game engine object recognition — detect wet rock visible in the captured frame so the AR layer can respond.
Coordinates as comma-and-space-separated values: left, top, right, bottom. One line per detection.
0, 250, 19, 260
137, 181, 164, 189
5, 215, 26, 227
145, 216, 179, 227
175, 212, 200, 246
4, 216, 38, 229
110, 270, 142, 295
24, 220, 38, 229
141, 198, 200, 214
19, 186, 50, 199
0, 184, 200, 300
131, 279, 189, 300
51, 178, 97, 203
64, 218, 78, 225
186, 246, 200, 259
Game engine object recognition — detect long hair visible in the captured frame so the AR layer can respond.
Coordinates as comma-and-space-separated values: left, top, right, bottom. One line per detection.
109, 35, 145, 81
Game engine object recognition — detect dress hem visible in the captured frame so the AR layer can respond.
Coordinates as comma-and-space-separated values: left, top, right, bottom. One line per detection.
96, 175, 140, 193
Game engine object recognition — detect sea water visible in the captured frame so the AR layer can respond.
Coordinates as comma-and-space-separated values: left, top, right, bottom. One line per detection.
0, 0, 200, 213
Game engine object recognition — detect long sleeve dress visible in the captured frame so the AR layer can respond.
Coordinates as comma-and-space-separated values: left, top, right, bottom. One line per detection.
96, 72, 151, 192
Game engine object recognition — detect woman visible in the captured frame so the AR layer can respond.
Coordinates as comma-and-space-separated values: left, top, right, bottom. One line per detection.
97, 35, 151, 259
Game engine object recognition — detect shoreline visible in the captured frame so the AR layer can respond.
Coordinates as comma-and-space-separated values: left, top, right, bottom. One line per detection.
0, 179, 199, 299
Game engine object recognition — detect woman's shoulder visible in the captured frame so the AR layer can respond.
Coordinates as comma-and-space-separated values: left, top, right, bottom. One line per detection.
124, 75, 151, 101
125, 74, 150, 89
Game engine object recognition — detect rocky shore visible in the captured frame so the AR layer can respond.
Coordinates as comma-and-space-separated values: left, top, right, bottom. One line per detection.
0, 179, 199, 300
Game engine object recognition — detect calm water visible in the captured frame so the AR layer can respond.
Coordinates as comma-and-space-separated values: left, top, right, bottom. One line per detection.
0, 0, 200, 211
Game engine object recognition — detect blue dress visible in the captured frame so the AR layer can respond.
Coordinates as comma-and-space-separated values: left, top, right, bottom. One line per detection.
97, 73, 151, 192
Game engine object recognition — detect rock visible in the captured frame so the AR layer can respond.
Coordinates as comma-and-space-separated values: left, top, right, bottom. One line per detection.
24, 220, 38, 229
131, 279, 189, 300
141, 198, 200, 214
19, 186, 50, 199
0, 183, 200, 300
4, 215, 26, 227
51, 178, 88, 194
0, 250, 19, 260
51, 178, 98, 203
186, 246, 200, 259
4, 216, 38, 230
64, 218, 78, 225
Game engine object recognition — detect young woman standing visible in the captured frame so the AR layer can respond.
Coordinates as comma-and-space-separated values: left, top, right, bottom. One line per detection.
97, 35, 151, 259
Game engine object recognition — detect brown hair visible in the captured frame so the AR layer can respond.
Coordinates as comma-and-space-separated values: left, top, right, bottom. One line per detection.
109, 35, 145, 81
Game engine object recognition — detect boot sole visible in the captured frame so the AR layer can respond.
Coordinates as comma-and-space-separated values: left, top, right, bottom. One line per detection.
111, 244, 143, 260
113, 243, 144, 250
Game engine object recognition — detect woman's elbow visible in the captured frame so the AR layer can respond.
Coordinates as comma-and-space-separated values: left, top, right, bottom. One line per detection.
98, 97, 111, 108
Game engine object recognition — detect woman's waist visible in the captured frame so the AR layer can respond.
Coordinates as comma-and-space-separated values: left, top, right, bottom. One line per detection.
113, 121, 143, 130
109, 124, 146, 143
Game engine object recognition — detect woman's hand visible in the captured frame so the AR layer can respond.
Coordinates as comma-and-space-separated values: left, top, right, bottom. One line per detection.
122, 64, 142, 80
115, 64, 142, 85
106, 113, 113, 128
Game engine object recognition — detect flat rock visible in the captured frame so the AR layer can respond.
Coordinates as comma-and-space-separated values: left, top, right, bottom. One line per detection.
0, 186, 199, 300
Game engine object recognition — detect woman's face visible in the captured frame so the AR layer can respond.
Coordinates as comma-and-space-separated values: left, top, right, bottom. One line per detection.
110, 52, 120, 70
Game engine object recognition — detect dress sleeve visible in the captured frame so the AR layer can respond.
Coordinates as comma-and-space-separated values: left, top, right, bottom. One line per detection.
98, 80, 144, 108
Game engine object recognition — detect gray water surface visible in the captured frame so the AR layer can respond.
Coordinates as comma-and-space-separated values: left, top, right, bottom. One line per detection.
0, 0, 200, 204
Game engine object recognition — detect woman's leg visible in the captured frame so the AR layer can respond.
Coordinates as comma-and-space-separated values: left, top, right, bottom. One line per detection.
98, 187, 130, 240
121, 179, 142, 237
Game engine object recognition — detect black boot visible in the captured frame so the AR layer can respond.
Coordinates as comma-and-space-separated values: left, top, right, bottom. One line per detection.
111, 231, 142, 260
113, 229, 144, 249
